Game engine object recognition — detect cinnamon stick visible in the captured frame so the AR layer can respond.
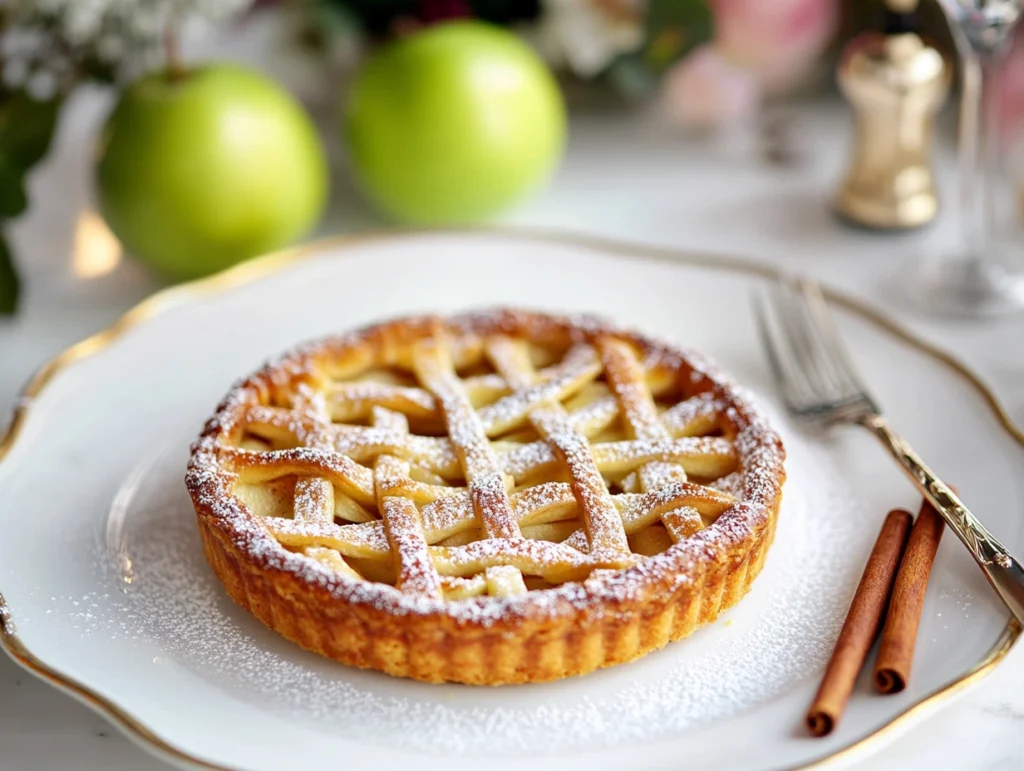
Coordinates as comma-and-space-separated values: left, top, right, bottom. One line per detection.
874, 498, 946, 694
806, 509, 913, 737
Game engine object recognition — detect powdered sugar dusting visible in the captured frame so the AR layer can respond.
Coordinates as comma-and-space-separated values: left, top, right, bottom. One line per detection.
68, 408, 867, 755
184, 309, 791, 638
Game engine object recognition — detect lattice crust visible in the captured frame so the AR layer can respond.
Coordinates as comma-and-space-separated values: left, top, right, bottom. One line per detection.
188, 310, 786, 684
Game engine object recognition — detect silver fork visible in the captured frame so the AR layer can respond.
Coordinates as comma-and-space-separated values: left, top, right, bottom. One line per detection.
754, 277, 1024, 625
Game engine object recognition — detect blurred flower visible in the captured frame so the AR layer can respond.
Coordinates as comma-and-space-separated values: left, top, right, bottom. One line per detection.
337, 0, 540, 37
712, 0, 837, 94
659, 44, 758, 129
998, 26, 1024, 143
417, 0, 473, 23
536, 0, 644, 77
0, 0, 254, 92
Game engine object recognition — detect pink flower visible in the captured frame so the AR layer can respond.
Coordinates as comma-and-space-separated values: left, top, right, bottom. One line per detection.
713, 0, 838, 93
997, 27, 1024, 142
660, 45, 760, 130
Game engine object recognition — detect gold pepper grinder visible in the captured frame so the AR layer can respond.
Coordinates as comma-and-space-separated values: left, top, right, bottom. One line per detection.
833, 1, 951, 229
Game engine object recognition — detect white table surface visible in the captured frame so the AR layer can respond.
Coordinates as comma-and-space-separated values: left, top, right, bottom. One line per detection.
2, 17, 1024, 771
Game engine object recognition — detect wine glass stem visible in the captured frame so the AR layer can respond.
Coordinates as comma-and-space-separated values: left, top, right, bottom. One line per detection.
959, 49, 1002, 274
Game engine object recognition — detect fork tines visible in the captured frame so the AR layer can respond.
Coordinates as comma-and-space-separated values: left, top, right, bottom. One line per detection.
753, 278, 878, 421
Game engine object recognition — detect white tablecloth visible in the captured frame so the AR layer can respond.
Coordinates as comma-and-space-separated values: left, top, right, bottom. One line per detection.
2, 22, 1024, 770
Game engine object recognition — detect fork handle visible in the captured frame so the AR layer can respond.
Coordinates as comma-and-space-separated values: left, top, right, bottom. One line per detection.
860, 414, 1024, 625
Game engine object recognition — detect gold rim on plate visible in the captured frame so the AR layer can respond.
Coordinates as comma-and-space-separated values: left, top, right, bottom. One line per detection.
1, 227, 1021, 771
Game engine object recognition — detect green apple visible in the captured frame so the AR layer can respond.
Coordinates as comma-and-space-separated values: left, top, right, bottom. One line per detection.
343, 21, 566, 224
96, 64, 328, 280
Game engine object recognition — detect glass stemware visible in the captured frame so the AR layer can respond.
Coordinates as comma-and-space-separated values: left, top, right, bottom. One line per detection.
905, 0, 1024, 315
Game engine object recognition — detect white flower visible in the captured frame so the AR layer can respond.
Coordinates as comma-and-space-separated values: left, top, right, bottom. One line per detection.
2, 57, 27, 87
97, 33, 126, 61
63, 3, 107, 46
536, 0, 644, 77
0, 0, 255, 90
26, 69, 58, 100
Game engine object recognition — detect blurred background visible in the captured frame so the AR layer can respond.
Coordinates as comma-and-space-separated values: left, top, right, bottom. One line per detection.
1, 0, 1024, 414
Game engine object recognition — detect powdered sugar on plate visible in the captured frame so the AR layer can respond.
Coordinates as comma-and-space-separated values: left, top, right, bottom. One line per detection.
73, 405, 867, 756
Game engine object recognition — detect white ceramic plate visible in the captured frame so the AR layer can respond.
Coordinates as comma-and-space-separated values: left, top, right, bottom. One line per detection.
1, 232, 1021, 771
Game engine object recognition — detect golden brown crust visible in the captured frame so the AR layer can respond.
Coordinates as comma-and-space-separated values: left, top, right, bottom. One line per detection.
186, 309, 785, 685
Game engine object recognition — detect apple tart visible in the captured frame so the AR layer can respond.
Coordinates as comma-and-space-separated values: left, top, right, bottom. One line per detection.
187, 309, 785, 684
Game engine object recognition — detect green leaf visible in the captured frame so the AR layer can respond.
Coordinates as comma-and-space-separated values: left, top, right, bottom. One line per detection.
0, 92, 62, 218
642, 0, 713, 71
0, 92, 61, 316
0, 91, 61, 172
0, 229, 19, 316
306, 0, 363, 41
605, 56, 661, 100
604, 0, 713, 97
0, 155, 28, 218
